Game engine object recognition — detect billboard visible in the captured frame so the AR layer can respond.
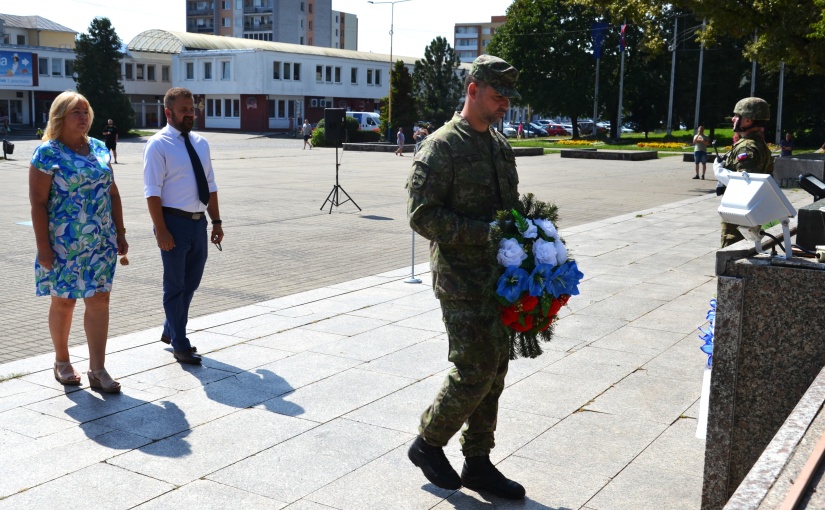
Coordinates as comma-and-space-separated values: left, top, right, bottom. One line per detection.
0, 50, 34, 87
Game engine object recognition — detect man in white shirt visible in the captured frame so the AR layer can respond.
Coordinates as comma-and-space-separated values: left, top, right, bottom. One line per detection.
143, 87, 224, 365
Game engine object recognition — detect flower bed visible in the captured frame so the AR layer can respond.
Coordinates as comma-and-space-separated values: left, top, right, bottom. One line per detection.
636, 142, 687, 149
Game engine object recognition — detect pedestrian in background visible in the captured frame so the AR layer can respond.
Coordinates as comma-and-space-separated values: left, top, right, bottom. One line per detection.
102, 118, 119, 164
143, 87, 223, 366
395, 127, 405, 156
302, 119, 313, 150
406, 55, 526, 500
29, 91, 127, 393
779, 132, 794, 157
692, 125, 709, 179
413, 126, 428, 155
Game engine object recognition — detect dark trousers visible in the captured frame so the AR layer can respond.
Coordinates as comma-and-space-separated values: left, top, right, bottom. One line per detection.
419, 300, 510, 457
160, 213, 208, 352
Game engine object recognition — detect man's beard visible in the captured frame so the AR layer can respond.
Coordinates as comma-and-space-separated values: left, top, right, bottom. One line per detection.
171, 112, 195, 133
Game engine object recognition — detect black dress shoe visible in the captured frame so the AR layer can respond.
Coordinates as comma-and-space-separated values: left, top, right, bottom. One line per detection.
161, 335, 196, 352
407, 436, 462, 490
173, 348, 202, 365
461, 455, 526, 500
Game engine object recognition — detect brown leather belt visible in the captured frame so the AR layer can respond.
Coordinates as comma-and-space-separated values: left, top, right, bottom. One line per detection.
162, 207, 204, 220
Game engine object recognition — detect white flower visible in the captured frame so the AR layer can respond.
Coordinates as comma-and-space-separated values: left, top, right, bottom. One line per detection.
553, 236, 568, 265
497, 238, 528, 267
521, 219, 538, 239
532, 238, 558, 265
534, 218, 557, 238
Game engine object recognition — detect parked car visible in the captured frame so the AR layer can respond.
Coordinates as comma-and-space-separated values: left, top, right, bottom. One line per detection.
500, 122, 517, 138
543, 123, 571, 136
578, 121, 607, 135
524, 122, 548, 137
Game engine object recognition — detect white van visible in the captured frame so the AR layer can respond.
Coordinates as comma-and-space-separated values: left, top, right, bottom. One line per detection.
347, 111, 381, 132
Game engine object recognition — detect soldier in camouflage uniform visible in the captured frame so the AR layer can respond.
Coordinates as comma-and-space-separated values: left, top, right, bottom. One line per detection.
715, 97, 775, 247
405, 55, 526, 500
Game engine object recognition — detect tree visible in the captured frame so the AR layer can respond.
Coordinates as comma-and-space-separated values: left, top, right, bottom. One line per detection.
412, 37, 464, 128
487, 0, 604, 138
379, 60, 417, 141
571, 0, 825, 74
73, 17, 134, 136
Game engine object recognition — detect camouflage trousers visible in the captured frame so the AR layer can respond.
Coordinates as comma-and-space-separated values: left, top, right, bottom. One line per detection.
721, 220, 745, 248
419, 300, 510, 458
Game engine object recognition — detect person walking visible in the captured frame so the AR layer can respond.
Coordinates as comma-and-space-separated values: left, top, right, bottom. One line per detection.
29, 91, 128, 393
102, 118, 119, 164
517, 121, 524, 139
692, 125, 709, 179
301, 119, 313, 150
714, 97, 774, 247
143, 87, 223, 365
413, 126, 428, 155
406, 55, 526, 500
395, 127, 405, 156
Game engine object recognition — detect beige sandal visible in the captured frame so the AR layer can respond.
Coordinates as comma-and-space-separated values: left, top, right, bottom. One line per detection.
87, 368, 121, 394
53, 361, 81, 386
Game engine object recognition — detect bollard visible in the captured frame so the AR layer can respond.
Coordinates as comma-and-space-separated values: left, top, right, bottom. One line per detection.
404, 230, 422, 284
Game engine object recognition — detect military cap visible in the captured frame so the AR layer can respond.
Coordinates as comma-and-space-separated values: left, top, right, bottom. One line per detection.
469, 55, 521, 99
734, 97, 770, 121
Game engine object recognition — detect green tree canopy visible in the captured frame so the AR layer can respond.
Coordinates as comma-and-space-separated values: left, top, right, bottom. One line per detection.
412, 36, 464, 128
73, 17, 134, 137
380, 60, 417, 141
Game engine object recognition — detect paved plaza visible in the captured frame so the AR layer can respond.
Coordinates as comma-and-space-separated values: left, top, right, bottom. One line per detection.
0, 132, 808, 508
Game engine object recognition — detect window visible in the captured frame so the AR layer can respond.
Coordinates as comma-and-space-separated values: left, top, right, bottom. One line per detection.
316, 65, 322, 82
300, 36, 304, 45
224, 99, 231, 117
268, 99, 276, 118
214, 99, 221, 116
325, 65, 332, 83
136, 64, 145, 80
204, 62, 212, 80
272, 61, 281, 79
293, 63, 300, 80
124, 63, 133, 80
335, 28, 339, 36
147, 65, 156, 81
64, 59, 74, 77
300, 1, 304, 11
350, 67, 357, 84
221, 0, 230, 8
207, 99, 214, 117
51, 58, 62, 76
283, 62, 290, 80
162, 65, 170, 82
367, 68, 372, 85
236, 0, 242, 7
16, 35, 25, 45
336, 15, 339, 22
308, 3, 312, 13
278, 99, 286, 118
221, 61, 230, 79
334, 66, 341, 83
222, 17, 230, 27
308, 20, 313, 31
185, 62, 194, 80
375, 69, 381, 86
300, 19, 304, 28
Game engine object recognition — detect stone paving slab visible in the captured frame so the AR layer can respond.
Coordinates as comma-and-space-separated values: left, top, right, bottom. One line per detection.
0, 187, 814, 509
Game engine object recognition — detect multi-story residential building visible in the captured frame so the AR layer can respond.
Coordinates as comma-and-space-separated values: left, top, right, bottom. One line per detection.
453, 15, 505, 62
186, 0, 357, 49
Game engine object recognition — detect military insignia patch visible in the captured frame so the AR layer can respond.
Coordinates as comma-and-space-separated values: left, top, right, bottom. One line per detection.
737, 153, 749, 161
411, 165, 428, 190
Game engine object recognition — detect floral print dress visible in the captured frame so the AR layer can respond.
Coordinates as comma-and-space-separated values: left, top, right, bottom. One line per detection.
31, 138, 117, 298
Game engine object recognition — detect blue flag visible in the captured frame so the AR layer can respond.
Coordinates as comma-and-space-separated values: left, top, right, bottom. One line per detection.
592, 22, 608, 59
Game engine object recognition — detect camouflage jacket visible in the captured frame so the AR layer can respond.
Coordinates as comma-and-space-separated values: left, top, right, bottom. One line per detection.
724, 131, 774, 175
407, 113, 520, 300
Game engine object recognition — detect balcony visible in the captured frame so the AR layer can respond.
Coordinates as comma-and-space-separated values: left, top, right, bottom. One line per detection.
244, 6, 273, 14
245, 23, 273, 31
190, 25, 216, 33
187, 8, 213, 16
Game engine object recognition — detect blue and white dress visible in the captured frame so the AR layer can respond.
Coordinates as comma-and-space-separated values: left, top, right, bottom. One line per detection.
31, 138, 117, 298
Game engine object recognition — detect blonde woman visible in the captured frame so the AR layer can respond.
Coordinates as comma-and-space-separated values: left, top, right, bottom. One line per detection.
692, 126, 710, 179
29, 91, 127, 393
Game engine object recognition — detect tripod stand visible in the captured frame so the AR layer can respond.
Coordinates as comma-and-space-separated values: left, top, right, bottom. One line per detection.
320, 144, 361, 214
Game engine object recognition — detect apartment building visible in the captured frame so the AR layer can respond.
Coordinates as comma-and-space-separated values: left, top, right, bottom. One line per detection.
453, 15, 505, 61
186, 0, 357, 49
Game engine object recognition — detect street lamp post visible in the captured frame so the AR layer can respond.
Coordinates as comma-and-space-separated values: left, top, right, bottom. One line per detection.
368, 0, 412, 142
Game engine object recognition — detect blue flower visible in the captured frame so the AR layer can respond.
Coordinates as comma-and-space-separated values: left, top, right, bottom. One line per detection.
546, 260, 583, 298
496, 266, 529, 303
528, 264, 554, 297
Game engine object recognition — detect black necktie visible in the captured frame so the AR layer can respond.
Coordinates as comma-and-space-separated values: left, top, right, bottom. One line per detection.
183, 133, 210, 206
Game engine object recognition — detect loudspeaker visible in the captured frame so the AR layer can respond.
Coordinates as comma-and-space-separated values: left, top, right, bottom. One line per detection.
324, 108, 346, 145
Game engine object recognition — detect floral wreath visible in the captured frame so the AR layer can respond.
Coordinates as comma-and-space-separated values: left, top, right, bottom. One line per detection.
484, 194, 583, 359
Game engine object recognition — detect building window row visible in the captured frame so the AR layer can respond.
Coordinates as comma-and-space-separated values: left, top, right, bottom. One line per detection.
273, 61, 302, 80
244, 33, 273, 41
122, 63, 169, 82
185, 61, 230, 80
366, 68, 382, 86
206, 97, 241, 118
37, 57, 75, 78
315, 64, 342, 84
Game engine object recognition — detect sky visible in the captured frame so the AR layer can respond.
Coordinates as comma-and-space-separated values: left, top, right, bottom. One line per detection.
3, 0, 514, 58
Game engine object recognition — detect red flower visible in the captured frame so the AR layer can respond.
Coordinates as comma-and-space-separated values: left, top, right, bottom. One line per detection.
512, 314, 534, 332
559, 294, 570, 306
538, 317, 552, 331
500, 305, 519, 326
548, 298, 562, 317
520, 295, 539, 312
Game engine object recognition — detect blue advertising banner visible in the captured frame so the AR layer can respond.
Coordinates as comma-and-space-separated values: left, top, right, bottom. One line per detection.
0, 50, 34, 86
591, 22, 608, 60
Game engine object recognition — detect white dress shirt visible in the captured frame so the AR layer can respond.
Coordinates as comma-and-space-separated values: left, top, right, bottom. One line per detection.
143, 124, 218, 212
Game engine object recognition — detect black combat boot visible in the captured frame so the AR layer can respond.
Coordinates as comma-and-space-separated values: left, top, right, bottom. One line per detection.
407, 436, 462, 490
461, 455, 526, 500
